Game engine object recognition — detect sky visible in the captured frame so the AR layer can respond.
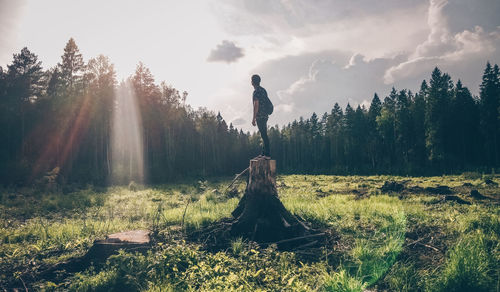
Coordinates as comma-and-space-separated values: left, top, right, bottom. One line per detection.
1, 0, 499, 131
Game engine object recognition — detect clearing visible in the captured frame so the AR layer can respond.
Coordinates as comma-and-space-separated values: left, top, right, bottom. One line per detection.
0, 174, 499, 291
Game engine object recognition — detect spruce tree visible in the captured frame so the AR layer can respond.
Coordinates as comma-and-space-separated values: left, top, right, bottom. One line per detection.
451, 80, 479, 167
59, 38, 85, 94
425, 67, 453, 167
479, 62, 499, 166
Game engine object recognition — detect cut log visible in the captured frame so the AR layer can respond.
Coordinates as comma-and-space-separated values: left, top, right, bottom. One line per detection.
85, 230, 151, 261
230, 158, 311, 244
39, 230, 151, 279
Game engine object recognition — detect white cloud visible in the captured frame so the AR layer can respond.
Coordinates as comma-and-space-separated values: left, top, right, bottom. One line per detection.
0, 0, 27, 66
384, 0, 500, 84
207, 40, 245, 63
211, 0, 429, 59
272, 54, 398, 121
231, 117, 246, 126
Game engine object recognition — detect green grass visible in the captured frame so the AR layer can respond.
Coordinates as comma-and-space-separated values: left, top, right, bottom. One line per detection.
0, 174, 499, 291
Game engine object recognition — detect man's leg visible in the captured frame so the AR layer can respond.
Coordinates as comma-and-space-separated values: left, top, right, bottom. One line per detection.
257, 116, 270, 157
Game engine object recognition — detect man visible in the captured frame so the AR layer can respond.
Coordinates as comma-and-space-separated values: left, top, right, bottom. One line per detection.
251, 74, 271, 159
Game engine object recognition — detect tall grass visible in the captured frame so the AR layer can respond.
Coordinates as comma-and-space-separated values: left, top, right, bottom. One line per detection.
433, 231, 494, 292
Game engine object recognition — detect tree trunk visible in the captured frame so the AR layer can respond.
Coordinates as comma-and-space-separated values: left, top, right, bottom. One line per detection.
230, 158, 310, 243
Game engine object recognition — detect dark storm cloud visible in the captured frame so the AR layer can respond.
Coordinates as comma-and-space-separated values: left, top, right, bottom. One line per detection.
0, 0, 26, 66
207, 40, 244, 63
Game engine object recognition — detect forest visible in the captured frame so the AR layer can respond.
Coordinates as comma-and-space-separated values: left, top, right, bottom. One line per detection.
1, 38, 499, 186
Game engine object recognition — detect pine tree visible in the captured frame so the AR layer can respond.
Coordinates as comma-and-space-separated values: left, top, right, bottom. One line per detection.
5, 47, 45, 160
395, 89, 412, 167
326, 103, 344, 170
451, 80, 480, 167
59, 38, 85, 94
409, 82, 427, 170
377, 88, 397, 169
479, 62, 499, 166
367, 93, 382, 169
425, 67, 453, 167
6, 47, 45, 104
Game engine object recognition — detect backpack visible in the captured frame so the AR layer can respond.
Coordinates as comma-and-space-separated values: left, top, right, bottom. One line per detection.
262, 94, 274, 115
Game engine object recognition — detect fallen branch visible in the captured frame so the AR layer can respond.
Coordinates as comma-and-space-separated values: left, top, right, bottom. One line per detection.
264, 233, 325, 246
405, 236, 426, 247
294, 240, 318, 250
405, 236, 441, 252
19, 275, 28, 292
416, 241, 441, 252
224, 167, 249, 193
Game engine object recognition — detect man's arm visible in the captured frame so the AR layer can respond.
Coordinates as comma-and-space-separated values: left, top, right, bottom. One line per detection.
252, 99, 259, 126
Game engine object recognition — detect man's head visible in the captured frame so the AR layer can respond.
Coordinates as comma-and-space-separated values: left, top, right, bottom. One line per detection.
251, 74, 261, 86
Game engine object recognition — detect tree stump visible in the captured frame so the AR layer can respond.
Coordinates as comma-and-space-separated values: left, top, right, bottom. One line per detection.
230, 158, 310, 243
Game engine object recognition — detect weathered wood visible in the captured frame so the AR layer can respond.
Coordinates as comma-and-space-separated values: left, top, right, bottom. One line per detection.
230, 158, 311, 243
85, 230, 151, 260
248, 159, 276, 192
39, 230, 151, 279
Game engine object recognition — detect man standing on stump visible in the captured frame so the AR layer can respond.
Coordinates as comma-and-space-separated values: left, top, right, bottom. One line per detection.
251, 74, 272, 159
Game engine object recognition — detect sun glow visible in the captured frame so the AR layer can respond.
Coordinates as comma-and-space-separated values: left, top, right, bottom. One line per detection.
111, 80, 145, 184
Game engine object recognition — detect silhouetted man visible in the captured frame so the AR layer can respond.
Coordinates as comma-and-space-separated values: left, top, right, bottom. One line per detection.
251, 74, 271, 159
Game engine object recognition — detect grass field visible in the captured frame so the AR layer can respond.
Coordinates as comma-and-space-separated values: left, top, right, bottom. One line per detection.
1, 174, 499, 291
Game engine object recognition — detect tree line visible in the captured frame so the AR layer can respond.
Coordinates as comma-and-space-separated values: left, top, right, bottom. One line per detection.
267, 64, 500, 175
0, 39, 257, 185
0, 38, 498, 185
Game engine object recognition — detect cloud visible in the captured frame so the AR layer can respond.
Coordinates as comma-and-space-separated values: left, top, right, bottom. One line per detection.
211, 0, 499, 131
443, 0, 500, 34
231, 117, 246, 126
272, 54, 400, 122
384, 0, 500, 84
0, 0, 27, 66
231, 50, 405, 125
251, 0, 500, 125
211, 0, 430, 61
207, 40, 245, 63
211, 0, 426, 37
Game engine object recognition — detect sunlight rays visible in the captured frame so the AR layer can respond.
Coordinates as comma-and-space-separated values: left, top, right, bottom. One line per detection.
110, 80, 145, 184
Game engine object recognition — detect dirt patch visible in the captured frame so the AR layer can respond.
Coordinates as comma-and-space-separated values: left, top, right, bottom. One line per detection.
424, 185, 453, 195
469, 189, 487, 200
380, 181, 405, 192
484, 179, 498, 186
380, 181, 454, 196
